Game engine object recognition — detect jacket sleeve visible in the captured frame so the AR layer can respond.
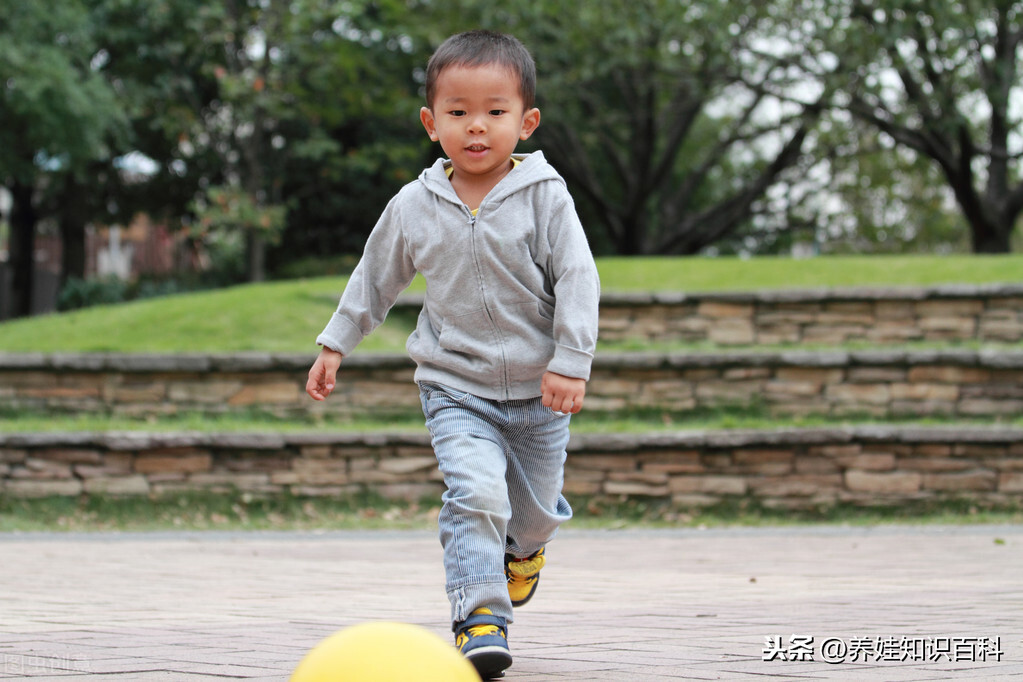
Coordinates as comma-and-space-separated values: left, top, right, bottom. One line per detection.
315, 195, 417, 354
545, 192, 601, 380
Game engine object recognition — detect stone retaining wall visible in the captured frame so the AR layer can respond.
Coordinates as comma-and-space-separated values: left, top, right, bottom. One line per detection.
594, 284, 1023, 345
2, 427, 1021, 508
3, 349, 1022, 419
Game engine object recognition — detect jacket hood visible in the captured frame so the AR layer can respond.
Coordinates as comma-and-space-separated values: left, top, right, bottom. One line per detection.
417, 150, 565, 206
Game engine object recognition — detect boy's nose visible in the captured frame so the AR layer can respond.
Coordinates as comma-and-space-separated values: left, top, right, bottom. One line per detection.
467, 115, 487, 133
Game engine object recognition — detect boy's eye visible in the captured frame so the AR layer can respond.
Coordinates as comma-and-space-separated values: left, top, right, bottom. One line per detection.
489, 110, 505, 116
449, 110, 466, 117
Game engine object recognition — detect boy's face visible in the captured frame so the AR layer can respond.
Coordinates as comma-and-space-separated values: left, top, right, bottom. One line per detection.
420, 63, 540, 184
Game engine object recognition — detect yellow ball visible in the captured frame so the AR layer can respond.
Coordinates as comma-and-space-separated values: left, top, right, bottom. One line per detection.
290, 622, 482, 682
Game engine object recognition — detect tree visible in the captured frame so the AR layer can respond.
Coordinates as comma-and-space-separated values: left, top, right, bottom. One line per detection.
0, 1, 127, 317
395, 0, 822, 256
794, 0, 1023, 253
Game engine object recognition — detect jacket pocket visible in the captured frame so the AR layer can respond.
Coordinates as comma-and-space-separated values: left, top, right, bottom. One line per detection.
435, 309, 499, 370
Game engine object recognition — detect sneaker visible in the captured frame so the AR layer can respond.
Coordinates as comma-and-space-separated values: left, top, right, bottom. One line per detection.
454, 608, 512, 679
506, 547, 546, 607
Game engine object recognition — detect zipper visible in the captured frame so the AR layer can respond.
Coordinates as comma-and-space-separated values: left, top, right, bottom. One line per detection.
464, 205, 511, 399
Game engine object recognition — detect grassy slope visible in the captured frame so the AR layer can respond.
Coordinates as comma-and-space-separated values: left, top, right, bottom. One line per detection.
0, 254, 1020, 353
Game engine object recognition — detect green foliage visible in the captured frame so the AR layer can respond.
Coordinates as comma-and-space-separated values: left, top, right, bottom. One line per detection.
0, 1, 128, 181
408, 0, 818, 255
56, 276, 129, 311
781, 0, 1023, 252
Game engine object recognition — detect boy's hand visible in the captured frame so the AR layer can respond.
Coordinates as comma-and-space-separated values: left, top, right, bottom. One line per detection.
541, 371, 586, 415
306, 348, 343, 401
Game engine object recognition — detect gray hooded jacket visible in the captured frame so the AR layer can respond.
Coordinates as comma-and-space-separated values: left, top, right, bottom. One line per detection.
316, 151, 600, 401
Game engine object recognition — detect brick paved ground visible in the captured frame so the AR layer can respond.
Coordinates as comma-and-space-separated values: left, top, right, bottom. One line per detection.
1, 525, 1021, 681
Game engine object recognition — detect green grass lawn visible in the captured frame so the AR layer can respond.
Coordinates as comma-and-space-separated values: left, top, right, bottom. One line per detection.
0, 254, 1020, 353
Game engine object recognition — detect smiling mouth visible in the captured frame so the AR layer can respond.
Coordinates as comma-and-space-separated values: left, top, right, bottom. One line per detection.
466, 144, 488, 153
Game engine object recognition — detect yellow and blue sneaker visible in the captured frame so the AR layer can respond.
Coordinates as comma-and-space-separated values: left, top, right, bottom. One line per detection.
506, 547, 546, 607
454, 608, 512, 679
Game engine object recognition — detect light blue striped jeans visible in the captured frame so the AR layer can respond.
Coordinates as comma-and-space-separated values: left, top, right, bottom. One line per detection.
419, 382, 574, 626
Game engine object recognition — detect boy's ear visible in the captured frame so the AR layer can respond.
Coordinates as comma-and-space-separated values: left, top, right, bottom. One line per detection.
420, 107, 439, 141
520, 107, 541, 140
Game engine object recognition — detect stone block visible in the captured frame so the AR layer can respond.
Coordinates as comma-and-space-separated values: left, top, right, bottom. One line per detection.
695, 380, 761, 404
913, 443, 954, 457
668, 475, 747, 495
75, 453, 134, 478
378, 456, 438, 476
12, 458, 74, 480
35, 448, 103, 465
899, 458, 972, 473
978, 318, 1023, 341
825, 383, 891, 405
298, 445, 333, 459
0, 448, 27, 464
563, 479, 603, 496
564, 466, 606, 483
756, 308, 818, 325
376, 483, 444, 502
756, 325, 803, 345
608, 471, 669, 486
603, 481, 670, 497
774, 368, 844, 385
288, 484, 360, 497
916, 300, 984, 317
732, 449, 793, 475
764, 380, 821, 398
104, 383, 167, 403
639, 451, 704, 474
748, 474, 843, 497
958, 398, 1023, 416
874, 301, 916, 320
227, 382, 301, 406
84, 475, 150, 495
698, 302, 752, 319
907, 366, 990, 384
848, 367, 907, 383
135, 452, 213, 475
891, 400, 957, 417
999, 472, 1023, 492
922, 470, 997, 492
708, 319, 755, 345
795, 456, 841, 474
845, 470, 922, 494
802, 325, 864, 343
812, 445, 861, 458
918, 316, 976, 337
188, 472, 272, 491
289, 459, 349, 485
834, 453, 895, 471
568, 454, 640, 471
167, 381, 244, 403
4, 479, 83, 497
867, 322, 923, 342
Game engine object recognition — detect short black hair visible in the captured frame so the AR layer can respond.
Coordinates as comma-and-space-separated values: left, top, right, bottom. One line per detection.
424, 30, 536, 110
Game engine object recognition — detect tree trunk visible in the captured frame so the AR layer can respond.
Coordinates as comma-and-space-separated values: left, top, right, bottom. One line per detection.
246, 229, 266, 283
970, 225, 1012, 253
8, 181, 37, 319
59, 175, 88, 287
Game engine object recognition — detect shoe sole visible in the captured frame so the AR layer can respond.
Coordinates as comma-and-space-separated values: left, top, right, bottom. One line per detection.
465, 645, 513, 679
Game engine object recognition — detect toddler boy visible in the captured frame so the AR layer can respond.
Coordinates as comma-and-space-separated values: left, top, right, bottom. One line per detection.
306, 29, 599, 679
